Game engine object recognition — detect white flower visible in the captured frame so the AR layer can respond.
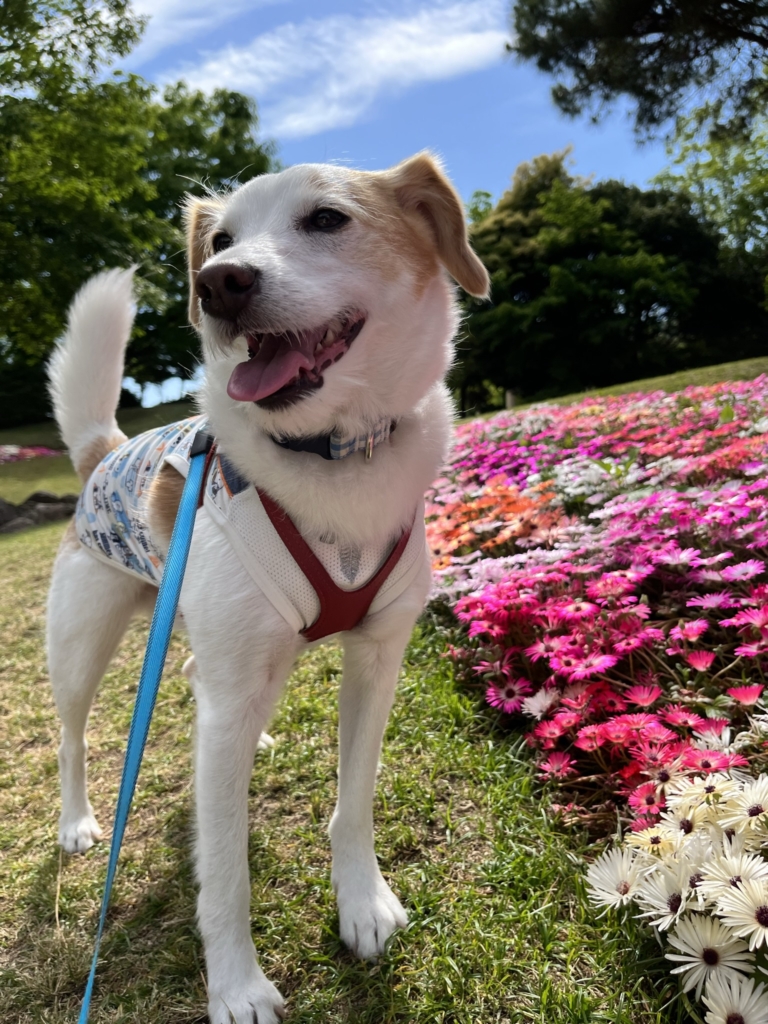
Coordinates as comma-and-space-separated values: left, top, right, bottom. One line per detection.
699, 847, 768, 904
666, 916, 755, 999
585, 847, 646, 910
667, 773, 740, 817
703, 972, 768, 1024
635, 861, 690, 930
521, 688, 560, 719
719, 779, 768, 835
659, 800, 709, 841
717, 880, 768, 950
626, 824, 677, 857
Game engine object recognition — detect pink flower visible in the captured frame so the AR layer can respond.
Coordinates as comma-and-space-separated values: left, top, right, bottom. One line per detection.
628, 782, 665, 815
680, 748, 731, 772
670, 619, 709, 642
624, 684, 663, 706
687, 592, 740, 609
573, 724, 605, 752
485, 678, 533, 714
735, 641, 768, 657
661, 705, 707, 730
727, 684, 764, 705
721, 559, 765, 582
685, 650, 716, 672
538, 752, 578, 779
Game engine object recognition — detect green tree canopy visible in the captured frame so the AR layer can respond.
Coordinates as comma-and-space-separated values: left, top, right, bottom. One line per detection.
452, 152, 768, 413
511, 1, 768, 137
0, 1, 274, 428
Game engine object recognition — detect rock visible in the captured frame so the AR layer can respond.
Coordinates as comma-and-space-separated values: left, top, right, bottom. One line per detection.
0, 516, 38, 535
0, 497, 18, 527
24, 490, 63, 504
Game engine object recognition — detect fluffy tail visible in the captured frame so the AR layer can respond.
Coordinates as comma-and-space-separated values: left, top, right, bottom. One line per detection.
48, 268, 135, 482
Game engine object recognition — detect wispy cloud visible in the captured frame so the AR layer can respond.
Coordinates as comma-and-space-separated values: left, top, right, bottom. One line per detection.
160, 1, 508, 138
128, 0, 286, 67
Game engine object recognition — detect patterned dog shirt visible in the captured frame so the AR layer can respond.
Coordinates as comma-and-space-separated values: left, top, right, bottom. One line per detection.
75, 417, 428, 636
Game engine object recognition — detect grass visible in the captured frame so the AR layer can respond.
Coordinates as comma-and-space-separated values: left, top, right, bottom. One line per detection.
0, 401, 195, 505
0, 522, 684, 1024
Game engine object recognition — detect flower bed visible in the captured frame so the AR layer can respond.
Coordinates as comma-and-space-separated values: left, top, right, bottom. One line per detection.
0, 444, 62, 465
428, 378, 768, 1019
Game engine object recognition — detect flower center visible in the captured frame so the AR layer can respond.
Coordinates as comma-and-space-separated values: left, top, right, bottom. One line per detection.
700, 759, 713, 769
650, 835, 661, 845
689, 873, 703, 889
755, 905, 768, 927
667, 893, 682, 914
679, 819, 693, 834
748, 803, 764, 817
616, 880, 631, 896
658, 770, 671, 783
730, 875, 742, 887
705, 785, 716, 793
726, 1014, 746, 1024
702, 947, 719, 966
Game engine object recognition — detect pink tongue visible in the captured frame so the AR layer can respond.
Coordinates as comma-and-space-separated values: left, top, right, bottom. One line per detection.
227, 334, 315, 402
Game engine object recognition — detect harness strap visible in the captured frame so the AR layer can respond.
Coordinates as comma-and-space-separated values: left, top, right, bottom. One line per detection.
78, 430, 212, 1023
257, 488, 412, 641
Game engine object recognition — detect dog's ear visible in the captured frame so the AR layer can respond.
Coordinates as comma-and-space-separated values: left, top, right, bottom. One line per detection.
183, 195, 225, 328
384, 153, 490, 299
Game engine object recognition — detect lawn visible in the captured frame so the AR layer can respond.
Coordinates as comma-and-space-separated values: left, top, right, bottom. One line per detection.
0, 522, 679, 1023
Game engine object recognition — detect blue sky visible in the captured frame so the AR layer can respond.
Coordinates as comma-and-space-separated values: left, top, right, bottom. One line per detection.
124, 0, 671, 403
126, 0, 671, 205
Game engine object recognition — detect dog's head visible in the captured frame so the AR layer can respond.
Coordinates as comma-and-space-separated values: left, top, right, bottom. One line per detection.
185, 153, 489, 437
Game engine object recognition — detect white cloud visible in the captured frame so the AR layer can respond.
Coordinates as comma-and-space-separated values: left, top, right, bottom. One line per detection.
128, 0, 286, 67
160, 1, 508, 138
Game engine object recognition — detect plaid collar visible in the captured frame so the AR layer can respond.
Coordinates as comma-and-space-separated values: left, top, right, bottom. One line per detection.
271, 417, 396, 461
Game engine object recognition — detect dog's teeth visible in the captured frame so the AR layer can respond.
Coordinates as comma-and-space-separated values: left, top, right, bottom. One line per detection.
324, 327, 337, 347
314, 342, 324, 355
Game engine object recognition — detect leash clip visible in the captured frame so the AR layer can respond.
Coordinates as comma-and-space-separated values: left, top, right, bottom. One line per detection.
365, 431, 375, 460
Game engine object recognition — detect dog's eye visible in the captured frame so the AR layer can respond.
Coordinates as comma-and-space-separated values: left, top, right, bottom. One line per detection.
212, 232, 233, 253
305, 208, 349, 232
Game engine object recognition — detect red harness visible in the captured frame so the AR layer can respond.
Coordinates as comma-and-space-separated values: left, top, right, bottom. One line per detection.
257, 489, 412, 641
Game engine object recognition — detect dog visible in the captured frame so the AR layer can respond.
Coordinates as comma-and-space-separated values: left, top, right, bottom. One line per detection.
46, 152, 489, 1023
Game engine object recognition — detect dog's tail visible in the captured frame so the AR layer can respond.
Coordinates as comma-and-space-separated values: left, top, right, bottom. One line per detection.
48, 268, 136, 482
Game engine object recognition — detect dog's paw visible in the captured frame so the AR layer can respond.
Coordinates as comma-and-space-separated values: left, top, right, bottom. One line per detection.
335, 871, 408, 960
208, 970, 285, 1024
58, 813, 103, 854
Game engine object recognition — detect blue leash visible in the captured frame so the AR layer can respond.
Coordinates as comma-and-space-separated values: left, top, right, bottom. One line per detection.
78, 430, 213, 1024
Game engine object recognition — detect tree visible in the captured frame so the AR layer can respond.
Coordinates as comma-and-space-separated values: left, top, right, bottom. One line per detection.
511, 1, 768, 137
0, 2, 274, 427
655, 110, 768, 257
451, 152, 768, 412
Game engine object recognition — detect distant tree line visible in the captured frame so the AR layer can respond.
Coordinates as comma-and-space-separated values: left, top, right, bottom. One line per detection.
452, 147, 768, 413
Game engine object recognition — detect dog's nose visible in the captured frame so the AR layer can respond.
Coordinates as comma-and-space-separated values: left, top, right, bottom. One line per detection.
195, 263, 260, 321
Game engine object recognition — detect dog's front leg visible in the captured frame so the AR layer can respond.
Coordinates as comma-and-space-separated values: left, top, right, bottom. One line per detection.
192, 654, 292, 1024
331, 594, 424, 960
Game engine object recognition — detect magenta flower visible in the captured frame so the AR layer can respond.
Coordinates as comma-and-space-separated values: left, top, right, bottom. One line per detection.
661, 706, 707, 730
573, 724, 606, 752
538, 752, 578, 779
485, 678, 533, 714
727, 684, 764, 705
628, 782, 665, 815
685, 650, 716, 672
721, 559, 765, 582
623, 684, 663, 706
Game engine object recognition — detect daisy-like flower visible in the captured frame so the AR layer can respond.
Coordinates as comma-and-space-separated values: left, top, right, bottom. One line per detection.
687, 650, 717, 672
628, 781, 666, 816
635, 860, 690, 930
683, 748, 733, 773
624, 683, 663, 706
729, 685, 765, 706
699, 847, 768, 904
717, 879, 768, 950
585, 847, 646, 910
721, 560, 765, 582
659, 799, 708, 840
625, 823, 677, 857
538, 752, 577, 779
702, 973, 768, 1024
666, 915, 755, 999
521, 687, 560, 719
485, 677, 533, 714
663, 705, 707, 730
719, 778, 768, 834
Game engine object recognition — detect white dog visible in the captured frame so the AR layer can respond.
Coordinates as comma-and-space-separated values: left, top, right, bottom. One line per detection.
46, 153, 489, 1023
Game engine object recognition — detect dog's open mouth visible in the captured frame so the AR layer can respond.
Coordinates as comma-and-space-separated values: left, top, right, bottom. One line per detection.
226, 312, 366, 408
